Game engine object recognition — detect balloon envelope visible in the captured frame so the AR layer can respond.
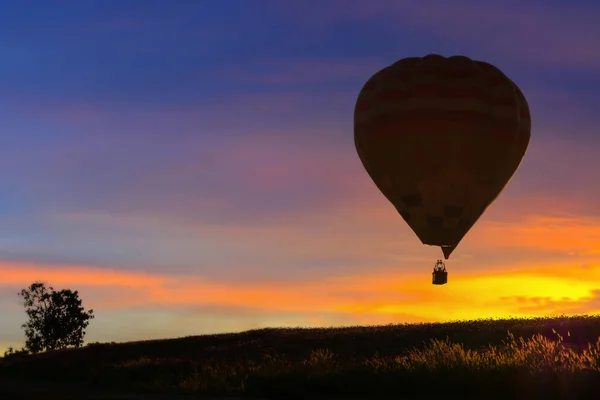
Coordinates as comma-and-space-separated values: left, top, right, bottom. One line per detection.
353, 54, 531, 259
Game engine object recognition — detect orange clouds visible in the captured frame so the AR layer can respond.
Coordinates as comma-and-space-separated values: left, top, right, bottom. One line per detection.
0, 262, 166, 288
469, 215, 600, 255
2, 256, 600, 324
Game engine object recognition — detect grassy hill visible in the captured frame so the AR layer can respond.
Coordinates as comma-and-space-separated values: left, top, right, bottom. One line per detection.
2, 314, 600, 399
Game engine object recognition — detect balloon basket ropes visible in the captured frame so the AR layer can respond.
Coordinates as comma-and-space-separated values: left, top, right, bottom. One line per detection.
432, 259, 448, 285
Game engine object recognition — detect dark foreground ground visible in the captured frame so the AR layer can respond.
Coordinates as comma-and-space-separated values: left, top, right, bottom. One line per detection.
0, 376, 205, 399
2, 314, 600, 399
0, 377, 458, 400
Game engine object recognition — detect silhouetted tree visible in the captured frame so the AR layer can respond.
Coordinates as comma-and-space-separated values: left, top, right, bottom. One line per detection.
18, 281, 95, 353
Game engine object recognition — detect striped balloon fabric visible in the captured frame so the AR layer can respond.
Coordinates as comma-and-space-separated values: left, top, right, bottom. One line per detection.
354, 54, 531, 259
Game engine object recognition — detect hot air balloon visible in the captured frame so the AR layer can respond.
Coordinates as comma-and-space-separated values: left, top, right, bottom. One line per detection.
353, 54, 531, 285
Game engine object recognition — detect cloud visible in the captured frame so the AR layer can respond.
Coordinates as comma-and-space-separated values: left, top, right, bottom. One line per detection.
498, 288, 600, 315
10, 105, 600, 223
273, 0, 600, 70
6, 129, 365, 220
470, 215, 600, 255
0, 260, 423, 315
1, 122, 600, 280
5, 89, 356, 138
211, 58, 384, 86
0, 262, 165, 291
4, 257, 600, 348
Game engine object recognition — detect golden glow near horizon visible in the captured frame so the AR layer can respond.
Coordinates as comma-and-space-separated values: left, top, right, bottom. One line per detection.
3, 184, 600, 353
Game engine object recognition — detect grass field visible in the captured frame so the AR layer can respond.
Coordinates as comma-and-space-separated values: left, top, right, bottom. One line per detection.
2, 314, 600, 399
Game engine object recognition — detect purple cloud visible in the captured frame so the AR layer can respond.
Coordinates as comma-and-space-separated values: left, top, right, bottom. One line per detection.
273, 0, 600, 70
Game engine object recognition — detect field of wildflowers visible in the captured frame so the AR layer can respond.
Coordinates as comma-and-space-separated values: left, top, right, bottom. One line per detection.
2, 314, 600, 398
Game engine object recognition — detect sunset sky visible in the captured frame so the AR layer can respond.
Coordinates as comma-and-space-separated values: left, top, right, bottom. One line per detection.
1, 0, 600, 353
